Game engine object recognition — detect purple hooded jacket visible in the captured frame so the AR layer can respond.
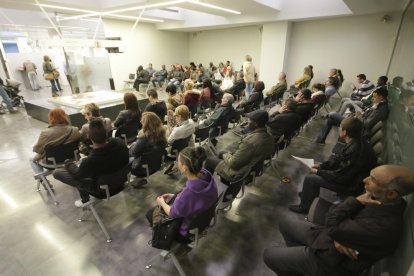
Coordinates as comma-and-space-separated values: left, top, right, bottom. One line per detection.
169, 169, 218, 236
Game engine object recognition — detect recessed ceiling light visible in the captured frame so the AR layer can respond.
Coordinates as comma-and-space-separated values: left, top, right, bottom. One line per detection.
106, 14, 164, 23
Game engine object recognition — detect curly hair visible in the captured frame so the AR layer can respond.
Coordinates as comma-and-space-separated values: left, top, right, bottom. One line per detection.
48, 108, 69, 126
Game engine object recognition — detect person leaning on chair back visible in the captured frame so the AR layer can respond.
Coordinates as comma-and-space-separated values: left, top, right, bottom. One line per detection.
30, 108, 80, 175
147, 146, 218, 243
264, 164, 414, 276
53, 118, 129, 207
144, 89, 167, 122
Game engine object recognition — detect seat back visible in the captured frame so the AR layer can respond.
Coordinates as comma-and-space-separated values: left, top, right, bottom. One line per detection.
44, 140, 80, 165
188, 195, 221, 233
141, 146, 166, 174
115, 122, 140, 143
128, 73, 135, 80
194, 124, 211, 144
97, 165, 129, 198
221, 177, 245, 202
171, 135, 192, 154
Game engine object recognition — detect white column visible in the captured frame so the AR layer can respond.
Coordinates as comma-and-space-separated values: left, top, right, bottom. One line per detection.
259, 21, 291, 89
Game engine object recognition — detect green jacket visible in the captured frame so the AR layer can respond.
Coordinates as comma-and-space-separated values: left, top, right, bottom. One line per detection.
266, 80, 287, 98
216, 127, 274, 182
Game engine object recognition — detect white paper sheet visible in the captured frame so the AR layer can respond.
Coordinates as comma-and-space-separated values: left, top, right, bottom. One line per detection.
292, 155, 314, 169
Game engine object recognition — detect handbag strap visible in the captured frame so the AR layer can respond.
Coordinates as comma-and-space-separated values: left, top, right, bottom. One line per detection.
61, 128, 73, 144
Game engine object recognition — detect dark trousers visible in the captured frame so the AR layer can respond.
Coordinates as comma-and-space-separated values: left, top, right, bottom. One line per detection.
50, 79, 62, 93
134, 79, 149, 90
300, 174, 345, 210
53, 168, 106, 203
263, 217, 322, 276
316, 112, 343, 143
204, 156, 222, 175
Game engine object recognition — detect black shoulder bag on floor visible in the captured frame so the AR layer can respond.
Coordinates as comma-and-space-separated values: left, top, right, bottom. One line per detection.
151, 205, 182, 250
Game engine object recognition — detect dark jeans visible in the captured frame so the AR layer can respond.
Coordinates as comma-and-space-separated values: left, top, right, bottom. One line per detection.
263, 217, 321, 276
316, 112, 343, 143
204, 156, 222, 175
299, 174, 346, 210
134, 79, 149, 90
53, 168, 106, 203
50, 79, 61, 93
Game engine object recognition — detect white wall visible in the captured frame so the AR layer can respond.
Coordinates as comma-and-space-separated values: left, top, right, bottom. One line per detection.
102, 19, 189, 90
188, 25, 262, 74
286, 13, 401, 95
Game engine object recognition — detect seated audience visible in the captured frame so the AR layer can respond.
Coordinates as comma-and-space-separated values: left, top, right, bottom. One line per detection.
147, 146, 218, 243
53, 118, 128, 206
264, 165, 414, 276
310, 83, 327, 106
168, 64, 186, 90
290, 117, 377, 214
388, 76, 404, 106
265, 72, 287, 104
350, 74, 375, 101
328, 68, 341, 89
200, 79, 213, 109
198, 93, 237, 139
205, 109, 274, 182
324, 77, 337, 97
151, 64, 168, 88
295, 89, 315, 123
267, 98, 302, 140
236, 81, 264, 113
144, 89, 167, 121
80, 103, 112, 155
220, 68, 234, 91
30, 108, 80, 175
166, 84, 183, 111
212, 66, 224, 81
129, 112, 167, 185
316, 86, 389, 144
337, 76, 388, 115
134, 65, 150, 91
184, 79, 200, 117
292, 66, 312, 90
145, 63, 157, 78
224, 71, 246, 100
113, 92, 142, 130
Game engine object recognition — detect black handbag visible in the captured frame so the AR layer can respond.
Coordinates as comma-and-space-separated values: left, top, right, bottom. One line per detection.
151, 205, 182, 250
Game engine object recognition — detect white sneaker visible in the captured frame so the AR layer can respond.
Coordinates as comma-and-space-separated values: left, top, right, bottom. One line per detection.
74, 196, 97, 207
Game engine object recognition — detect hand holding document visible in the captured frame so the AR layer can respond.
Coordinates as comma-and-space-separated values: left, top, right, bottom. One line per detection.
292, 155, 314, 169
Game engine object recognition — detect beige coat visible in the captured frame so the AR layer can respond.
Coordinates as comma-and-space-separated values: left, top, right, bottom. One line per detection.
33, 124, 80, 161
216, 128, 274, 182
243, 61, 256, 84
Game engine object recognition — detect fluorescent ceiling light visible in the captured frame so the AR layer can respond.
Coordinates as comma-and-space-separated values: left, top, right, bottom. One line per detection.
104, 0, 186, 14
187, 0, 241, 15
0, 24, 25, 27
35, 3, 96, 14
56, 13, 101, 21
106, 14, 164, 22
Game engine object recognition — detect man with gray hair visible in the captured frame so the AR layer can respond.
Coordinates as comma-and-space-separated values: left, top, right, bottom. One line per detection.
224, 71, 246, 99
198, 93, 237, 140
264, 164, 414, 276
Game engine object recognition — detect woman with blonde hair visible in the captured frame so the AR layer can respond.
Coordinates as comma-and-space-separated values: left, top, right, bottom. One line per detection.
43, 55, 62, 97
129, 112, 167, 185
293, 66, 312, 89
30, 108, 80, 175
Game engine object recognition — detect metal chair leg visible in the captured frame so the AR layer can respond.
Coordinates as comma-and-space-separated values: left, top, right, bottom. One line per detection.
41, 175, 59, 205
89, 205, 112, 242
170, 253, 186, 276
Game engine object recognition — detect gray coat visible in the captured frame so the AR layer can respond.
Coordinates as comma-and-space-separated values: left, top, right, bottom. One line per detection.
216, 127, 274, 182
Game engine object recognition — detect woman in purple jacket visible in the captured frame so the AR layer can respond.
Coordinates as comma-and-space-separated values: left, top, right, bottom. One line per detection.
148, 146, 218, 242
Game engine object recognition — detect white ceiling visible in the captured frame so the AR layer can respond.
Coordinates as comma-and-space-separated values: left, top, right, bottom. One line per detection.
0, 0, 408, 36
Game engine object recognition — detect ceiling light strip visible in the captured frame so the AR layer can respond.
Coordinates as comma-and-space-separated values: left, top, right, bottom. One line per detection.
34, 0, 62, 37
106, 14, 164, 23
103, 0, 186, 15
35, 3, 96, 14
188, 0, 241, 14
57, 13, 101, 22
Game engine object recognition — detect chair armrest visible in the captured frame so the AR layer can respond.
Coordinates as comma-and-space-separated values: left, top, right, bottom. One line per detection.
112, 129, 118, 138
100, 185, 110, 200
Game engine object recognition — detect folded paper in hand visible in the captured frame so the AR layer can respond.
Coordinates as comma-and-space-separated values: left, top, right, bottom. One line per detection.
292, 155, 314, 169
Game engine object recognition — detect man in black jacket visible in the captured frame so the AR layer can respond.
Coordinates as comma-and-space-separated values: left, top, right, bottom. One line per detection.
316, 86, 389, 144
267, 98, 302, 140
198, 93, 238, 139
290, 117, 377, 213
53, 118, 129, 207
224, 72, 246, 99
264, 164, 414, 276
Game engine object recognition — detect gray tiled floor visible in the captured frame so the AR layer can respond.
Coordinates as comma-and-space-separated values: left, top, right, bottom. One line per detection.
0, 85, 341, 276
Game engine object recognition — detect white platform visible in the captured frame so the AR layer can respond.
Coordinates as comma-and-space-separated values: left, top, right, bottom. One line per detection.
47, 90, 125, 110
